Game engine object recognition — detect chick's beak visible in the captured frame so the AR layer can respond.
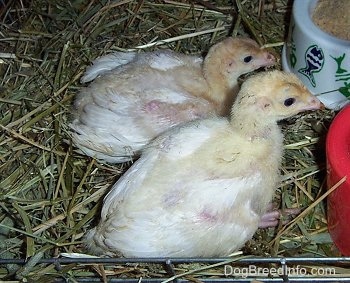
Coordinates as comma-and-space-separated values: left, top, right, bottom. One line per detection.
255, 51, 276, 69
265, 53, 276, 67
304, 96, 324, 111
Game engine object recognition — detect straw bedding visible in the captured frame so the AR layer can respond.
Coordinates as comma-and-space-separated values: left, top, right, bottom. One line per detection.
0, 0, 341, 280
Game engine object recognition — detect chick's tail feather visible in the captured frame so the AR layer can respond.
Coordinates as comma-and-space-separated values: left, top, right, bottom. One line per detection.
81, 52, 137, 83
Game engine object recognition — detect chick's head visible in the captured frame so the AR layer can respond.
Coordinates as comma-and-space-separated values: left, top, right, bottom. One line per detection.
207, 37, 275, 81
232, 70, 322, 122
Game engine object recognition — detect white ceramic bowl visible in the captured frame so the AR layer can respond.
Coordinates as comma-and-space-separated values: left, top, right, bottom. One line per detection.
282, 0, 350, 110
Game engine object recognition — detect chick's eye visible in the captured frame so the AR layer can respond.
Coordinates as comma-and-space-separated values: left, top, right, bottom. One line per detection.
243, 56, 253, 63
284, 97, 296, 107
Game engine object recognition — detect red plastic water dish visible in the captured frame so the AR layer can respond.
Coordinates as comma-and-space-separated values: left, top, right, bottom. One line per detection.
326, 105, 350, 255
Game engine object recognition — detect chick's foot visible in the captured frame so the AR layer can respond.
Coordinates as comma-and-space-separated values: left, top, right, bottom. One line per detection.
258, 207, 301, 228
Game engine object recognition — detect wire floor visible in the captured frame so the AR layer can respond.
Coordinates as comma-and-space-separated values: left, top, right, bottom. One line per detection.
1, 256, 350, 282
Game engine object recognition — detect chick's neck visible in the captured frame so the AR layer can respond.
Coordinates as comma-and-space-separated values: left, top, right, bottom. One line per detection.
229, 103, 279, 141
203, 61, 239, 116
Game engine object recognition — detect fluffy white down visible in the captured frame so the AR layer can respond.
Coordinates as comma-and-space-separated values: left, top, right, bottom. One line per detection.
81, 50, 202, 83
87, 158, 266, 257
70, 87, 214, 162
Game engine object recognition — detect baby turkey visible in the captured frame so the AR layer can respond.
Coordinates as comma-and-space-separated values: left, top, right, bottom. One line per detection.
85, 70, 322, 257
70, 37, 275, 163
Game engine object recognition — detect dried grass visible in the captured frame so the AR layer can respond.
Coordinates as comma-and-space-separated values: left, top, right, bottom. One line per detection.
0, 0, 344, 281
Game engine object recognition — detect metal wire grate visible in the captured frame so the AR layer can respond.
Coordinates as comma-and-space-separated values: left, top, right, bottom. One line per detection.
1, 257, 350, 282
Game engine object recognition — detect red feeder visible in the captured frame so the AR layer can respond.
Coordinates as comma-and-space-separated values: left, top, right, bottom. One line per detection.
327, 105, 350, 255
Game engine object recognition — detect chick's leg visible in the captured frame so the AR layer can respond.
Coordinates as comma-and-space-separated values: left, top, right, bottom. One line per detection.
258, 204, 300, 228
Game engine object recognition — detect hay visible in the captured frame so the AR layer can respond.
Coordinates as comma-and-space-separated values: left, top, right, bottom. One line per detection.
0, 0, 343, 281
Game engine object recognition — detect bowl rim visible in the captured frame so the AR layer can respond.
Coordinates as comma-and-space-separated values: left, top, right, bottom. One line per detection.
293, 0, 350, 47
